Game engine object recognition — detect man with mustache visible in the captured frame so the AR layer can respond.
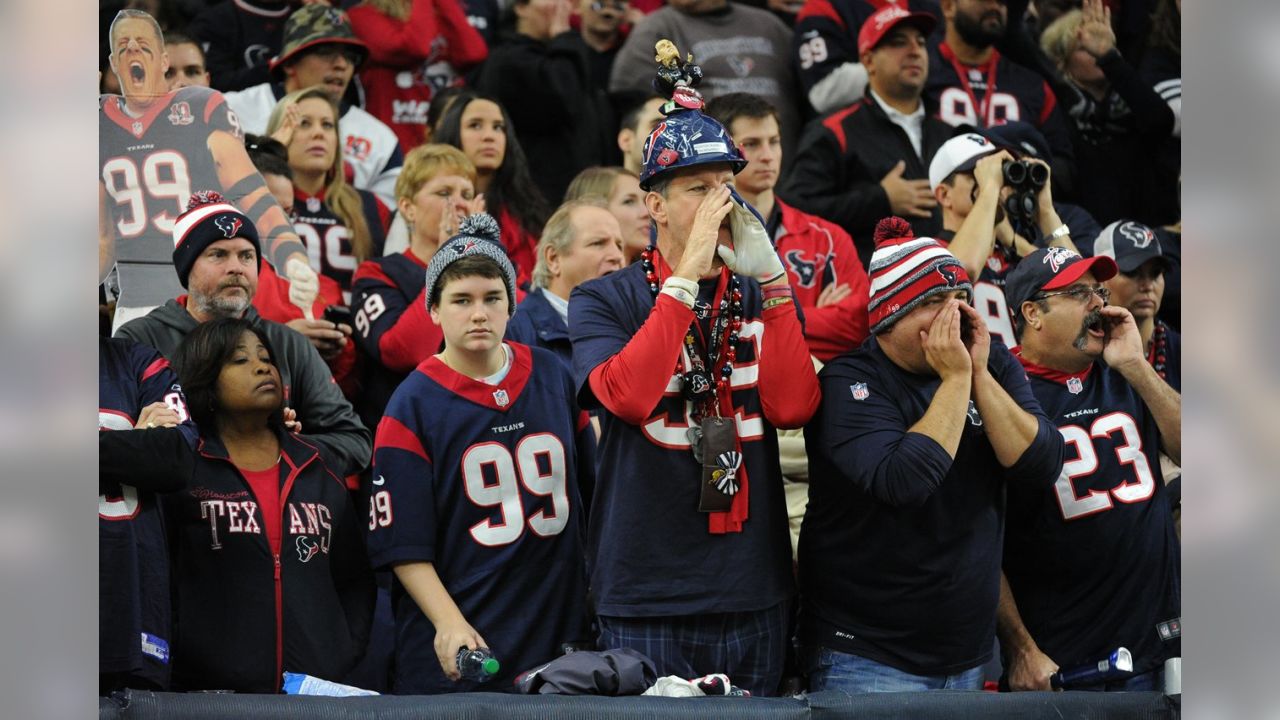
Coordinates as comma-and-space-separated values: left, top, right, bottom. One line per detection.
925, 0, 1074, 175
117, 192, 371, 478
999, 246, 1181, 691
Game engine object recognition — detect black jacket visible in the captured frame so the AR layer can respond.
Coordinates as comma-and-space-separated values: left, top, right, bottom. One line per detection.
782, 94, 953, 265
118, 300, 372, 476
472, 31, 612, 204
164, 430, 375, 693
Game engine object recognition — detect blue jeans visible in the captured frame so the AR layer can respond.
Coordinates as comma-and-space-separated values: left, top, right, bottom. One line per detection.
804, 646, 985, 693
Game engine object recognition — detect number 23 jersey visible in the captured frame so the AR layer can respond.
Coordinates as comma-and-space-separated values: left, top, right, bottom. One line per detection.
1007, 354, 1180, 674
367, 342, 591, 693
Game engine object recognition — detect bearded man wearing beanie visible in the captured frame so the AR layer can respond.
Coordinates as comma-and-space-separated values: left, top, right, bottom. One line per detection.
117, 191, 371, 477
796, 216, 1064, 694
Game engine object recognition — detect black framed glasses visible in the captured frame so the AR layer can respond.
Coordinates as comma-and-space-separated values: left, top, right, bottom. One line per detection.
591, 0, 628, 11
1034, 285, 1110, 304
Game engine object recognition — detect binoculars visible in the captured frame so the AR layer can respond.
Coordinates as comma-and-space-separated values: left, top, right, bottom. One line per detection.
1002, 160, 1048, 223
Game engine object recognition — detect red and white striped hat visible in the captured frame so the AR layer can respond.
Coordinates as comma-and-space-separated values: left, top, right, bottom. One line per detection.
866, 217, 972, 334
170, 190, 260, 288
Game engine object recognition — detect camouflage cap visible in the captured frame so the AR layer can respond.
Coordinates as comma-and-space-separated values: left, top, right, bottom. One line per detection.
269, 5, 368, 75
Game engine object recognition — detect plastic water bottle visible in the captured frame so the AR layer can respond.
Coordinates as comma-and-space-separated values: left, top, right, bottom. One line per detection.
281, 671, 379, 696
456, 647, 501, 682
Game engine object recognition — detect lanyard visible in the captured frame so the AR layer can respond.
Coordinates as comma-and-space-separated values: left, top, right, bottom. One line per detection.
941, 42, 1001, 126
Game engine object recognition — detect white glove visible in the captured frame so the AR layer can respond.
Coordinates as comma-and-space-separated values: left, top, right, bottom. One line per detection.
716, 186, 786, 283
285, 257, 320, 320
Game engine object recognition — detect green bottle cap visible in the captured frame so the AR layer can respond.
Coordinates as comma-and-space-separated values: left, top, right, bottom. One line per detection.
481, 657, 500, 675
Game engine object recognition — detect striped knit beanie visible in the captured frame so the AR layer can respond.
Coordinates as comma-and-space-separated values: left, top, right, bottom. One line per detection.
171, 191, 260, 288
867, 217, 972, 334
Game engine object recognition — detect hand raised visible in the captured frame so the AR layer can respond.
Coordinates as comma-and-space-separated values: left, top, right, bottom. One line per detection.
674, 185, 732, 281
920, 299, 972, 380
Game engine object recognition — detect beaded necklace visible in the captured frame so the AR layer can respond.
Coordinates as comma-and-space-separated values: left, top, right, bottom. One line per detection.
1147, 321, 1168, 381
642, 247, 744, 419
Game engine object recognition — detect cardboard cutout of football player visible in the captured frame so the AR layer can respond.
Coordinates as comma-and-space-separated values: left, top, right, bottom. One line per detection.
100, 10, 318, 331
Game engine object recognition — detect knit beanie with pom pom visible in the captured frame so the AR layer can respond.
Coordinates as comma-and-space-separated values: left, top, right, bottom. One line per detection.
866, 216, 972, 334
423, 212, 519, 315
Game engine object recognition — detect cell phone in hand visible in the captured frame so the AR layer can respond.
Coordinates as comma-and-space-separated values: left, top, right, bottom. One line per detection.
323, 305, 352, 328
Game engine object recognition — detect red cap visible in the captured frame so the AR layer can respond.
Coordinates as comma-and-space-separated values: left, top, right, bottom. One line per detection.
857, 5, 937, 56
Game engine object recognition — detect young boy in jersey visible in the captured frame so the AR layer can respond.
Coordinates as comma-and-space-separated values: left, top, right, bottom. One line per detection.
366, 213, 592, 694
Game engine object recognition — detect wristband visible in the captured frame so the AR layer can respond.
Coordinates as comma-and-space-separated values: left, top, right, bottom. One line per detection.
761, 271, 787, 286
761, 284, 792, 301
1048, 224, 1071, 241
663, 276, 699, 295
661, 277, 699, 309
762, 297, 793, 310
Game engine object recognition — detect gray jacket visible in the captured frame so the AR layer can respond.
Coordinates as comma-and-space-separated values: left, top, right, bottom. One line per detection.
117, 300, 372, 476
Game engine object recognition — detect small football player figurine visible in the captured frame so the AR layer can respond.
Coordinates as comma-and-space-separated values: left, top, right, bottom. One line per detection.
652, 39, 705, 111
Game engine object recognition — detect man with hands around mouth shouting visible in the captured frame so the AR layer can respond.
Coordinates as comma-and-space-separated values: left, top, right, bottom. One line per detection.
797, 216, 1064, 693
998, 247, 1181, 692
568, 46, 820, 696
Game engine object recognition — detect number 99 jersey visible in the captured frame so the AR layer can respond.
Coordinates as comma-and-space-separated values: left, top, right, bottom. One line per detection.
1006, 355, 1180, 676
367, 342, 593, 694
100, 86, 243, 307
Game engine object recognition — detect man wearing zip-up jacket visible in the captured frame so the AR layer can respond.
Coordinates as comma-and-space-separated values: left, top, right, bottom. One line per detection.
783, 5, 953, 265
164, 429, 375, 692
117, 194, 371, 478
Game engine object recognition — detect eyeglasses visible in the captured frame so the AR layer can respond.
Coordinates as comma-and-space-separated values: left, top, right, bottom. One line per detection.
591, 0, 628, 11
1033, 285, 1110, 304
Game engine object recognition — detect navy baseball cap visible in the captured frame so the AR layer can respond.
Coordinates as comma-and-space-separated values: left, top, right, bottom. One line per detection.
1092, 220, 1171, 273
1005, 247, 1119, 313
981, 121, 1051, 161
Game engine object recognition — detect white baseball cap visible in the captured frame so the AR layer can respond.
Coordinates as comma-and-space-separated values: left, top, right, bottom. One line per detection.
928, 133, 999, 190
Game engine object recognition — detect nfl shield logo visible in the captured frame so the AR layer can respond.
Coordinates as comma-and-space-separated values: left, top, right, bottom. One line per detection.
850, 382, 869, 401
1067, 377, 1083, 394
493, 389, 509, 407
131, 120, 143, 137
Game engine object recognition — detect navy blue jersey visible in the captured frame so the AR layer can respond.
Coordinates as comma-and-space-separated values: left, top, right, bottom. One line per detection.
367, 343, 592, 694
293, 188, 388, 304
350, 250, 435, 431
99, 337, 197, 688
1007, 354, 1180, 675
798, 337, 1063, 675
569, 263, 795, 617
925, 43, 1072, 162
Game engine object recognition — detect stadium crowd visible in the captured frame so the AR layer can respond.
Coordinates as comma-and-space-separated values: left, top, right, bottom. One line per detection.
98, 0, 1181, 699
